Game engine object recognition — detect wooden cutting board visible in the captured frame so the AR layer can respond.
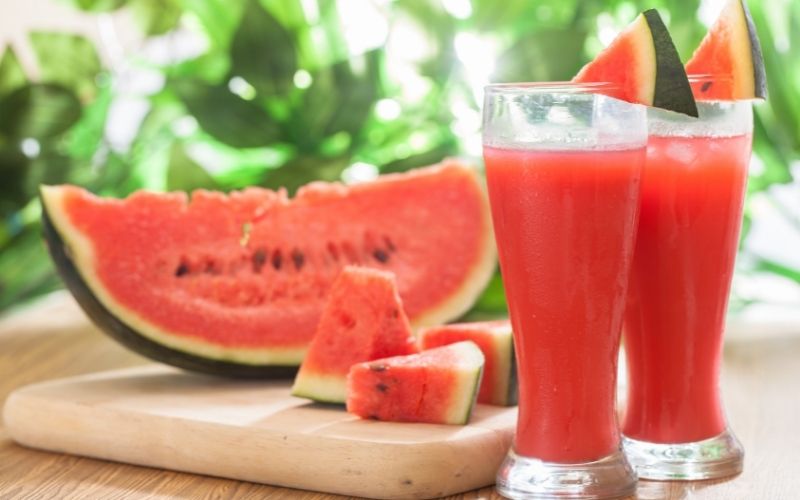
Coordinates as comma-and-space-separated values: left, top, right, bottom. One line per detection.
3, 365, 516, 499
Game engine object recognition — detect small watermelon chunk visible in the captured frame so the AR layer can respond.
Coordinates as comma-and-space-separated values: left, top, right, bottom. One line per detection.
291, 266, 417, 403
419, 320, 516, 406
346, 341, 485, 425
685, 0, 767, 100
573, 9, 698, 117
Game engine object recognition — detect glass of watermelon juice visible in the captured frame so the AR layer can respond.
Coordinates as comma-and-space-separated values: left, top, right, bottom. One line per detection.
622, 85, 752, 480
482, 83, 644, 499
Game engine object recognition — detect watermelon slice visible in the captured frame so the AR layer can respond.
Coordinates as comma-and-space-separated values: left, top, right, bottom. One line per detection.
40, 161, 496, 377
346, 341, 485, 425
685, 0, 767, 100
418, 320, 516, 406
291, 266, 417, 403
573, 9, 698, 117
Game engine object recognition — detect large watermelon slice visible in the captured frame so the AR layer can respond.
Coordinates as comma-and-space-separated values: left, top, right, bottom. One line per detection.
291, 266, 418, 403
40, 161, 496, 377
573, 9, 698, 117
685, 0, 767, 100
346, 341, 485, 425
418, 320, 516, 406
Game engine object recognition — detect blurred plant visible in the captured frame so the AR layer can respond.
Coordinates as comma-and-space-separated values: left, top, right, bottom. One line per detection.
0, 0, 798, 315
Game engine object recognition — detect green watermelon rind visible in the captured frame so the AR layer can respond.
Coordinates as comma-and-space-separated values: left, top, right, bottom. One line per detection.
448, 350, 485, 425
40, 193, 299, 378
291, 373, 348, 404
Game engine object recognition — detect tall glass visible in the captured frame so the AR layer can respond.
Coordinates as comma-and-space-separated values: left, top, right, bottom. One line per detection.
483, 83, 645, 499
622, 89, 752, 480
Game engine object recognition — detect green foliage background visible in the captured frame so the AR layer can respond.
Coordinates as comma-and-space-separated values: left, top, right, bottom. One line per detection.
0, 0, 798, 316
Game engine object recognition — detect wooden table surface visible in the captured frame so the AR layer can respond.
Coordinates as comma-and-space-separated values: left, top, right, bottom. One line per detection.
1, 293, 798, 499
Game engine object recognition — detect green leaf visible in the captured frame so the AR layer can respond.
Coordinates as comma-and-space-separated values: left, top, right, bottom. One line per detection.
0, 147, 28, 217
129, 0, 183, 36
166, 143, 219, 191
173, 79, 282, 148
0, 222, 61, 314
29, 32, 102, 101
230, 0, 297, 97
291, 50, 381, 151
182, 0, 246, 48
0, 84, 82, 139
0, 47, 26, 97
63, 0, 128, 12
495, 26, 588, 82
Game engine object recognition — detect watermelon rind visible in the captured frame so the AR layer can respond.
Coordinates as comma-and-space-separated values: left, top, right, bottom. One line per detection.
40, 192, 299, 378
291, 373, 348, 404
444, 341, 485, 425
642, 10, 699, 118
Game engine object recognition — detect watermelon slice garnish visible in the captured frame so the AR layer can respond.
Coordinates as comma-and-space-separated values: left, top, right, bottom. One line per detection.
685, 0, 767, 100
573, 9, 698, 117
346, 341, 485, 425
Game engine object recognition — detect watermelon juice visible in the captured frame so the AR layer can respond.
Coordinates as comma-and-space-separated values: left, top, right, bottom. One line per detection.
623, 133, 751, 443
484, 146, 644, 463
621, 100, 752, 480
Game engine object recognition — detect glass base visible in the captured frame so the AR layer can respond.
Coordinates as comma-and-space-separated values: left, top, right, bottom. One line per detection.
495, 447, 637, 499
623, 428, 743, 481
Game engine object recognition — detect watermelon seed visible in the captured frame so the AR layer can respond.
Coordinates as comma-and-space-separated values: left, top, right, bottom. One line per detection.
376, 383, 388, 393
251, 248, 267, 273
326, 242, 339, 262
175, 261, 190, 277
372, 249, 389, 263
369, 364, 387, 372
272, 250, 283, 270
701, 81, 713, 92
291, 249, 305, 270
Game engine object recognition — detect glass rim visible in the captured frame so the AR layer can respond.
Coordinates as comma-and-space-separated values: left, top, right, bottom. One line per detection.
484, 81, 620, 95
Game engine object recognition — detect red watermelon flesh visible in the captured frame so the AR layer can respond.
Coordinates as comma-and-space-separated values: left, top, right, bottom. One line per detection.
40, 161, 496, 373
291, 266, 417, 403
685, 0, 767, 100
418, 320, 516, 406
346, 341, 485, 425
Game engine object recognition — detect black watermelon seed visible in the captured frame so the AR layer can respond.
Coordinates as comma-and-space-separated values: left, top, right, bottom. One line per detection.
369, 364, 387, 372
272, 250, 283, 270
175, 262, 190, 277
291, 249, 305, 270
701, 81, 713, 92
252, 248, 267, 273
376, 383, 388, 393
372, 249, 389, 263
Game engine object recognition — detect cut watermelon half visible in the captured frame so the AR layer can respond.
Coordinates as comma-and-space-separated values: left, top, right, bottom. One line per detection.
40, 161, 496, 377
346, 341, 485, 425
291, 266, 417, 403
573, 9, 698, 117
685, 0, 767, 100
418, 320, 516, 406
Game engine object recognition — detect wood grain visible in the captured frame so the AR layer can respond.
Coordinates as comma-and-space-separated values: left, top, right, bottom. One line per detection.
1, 292, 799, 499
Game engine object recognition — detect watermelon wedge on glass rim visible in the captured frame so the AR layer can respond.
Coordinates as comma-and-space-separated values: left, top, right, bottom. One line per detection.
685, 0, 767, 100
572, 9, 698, 116
40, 161, 496, 378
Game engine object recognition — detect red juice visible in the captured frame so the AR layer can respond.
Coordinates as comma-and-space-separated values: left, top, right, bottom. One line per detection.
484, 146, 644, 463
623, 133, 752, 444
